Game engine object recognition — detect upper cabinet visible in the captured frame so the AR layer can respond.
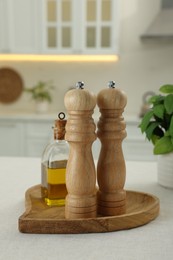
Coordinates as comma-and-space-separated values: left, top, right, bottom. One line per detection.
43, 0, 119, 54
0, 0, 120, 54
0, 0, 40, 53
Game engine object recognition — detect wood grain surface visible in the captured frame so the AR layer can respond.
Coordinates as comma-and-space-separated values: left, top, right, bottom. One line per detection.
19, 185, 160, 234
0, 67, 23, 103
97, 86, 127, 216
64, 87, 97, 219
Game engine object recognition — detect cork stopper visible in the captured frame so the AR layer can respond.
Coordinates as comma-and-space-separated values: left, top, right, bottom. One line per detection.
54, 112, 67, 140
97, 81, 127, 110
64, 82, 96, 111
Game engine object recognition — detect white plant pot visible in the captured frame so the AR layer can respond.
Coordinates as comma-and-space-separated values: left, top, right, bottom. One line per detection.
157, 153, 173, 189
35, 101, 49, 113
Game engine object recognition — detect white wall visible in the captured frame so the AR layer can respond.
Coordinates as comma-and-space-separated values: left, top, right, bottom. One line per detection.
0, 0, 173, 116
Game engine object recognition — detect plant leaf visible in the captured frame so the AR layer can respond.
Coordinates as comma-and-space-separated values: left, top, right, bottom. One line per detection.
148, 95, 164, 105
164, 113, 172, 130
151, 134, 160, 145
153, 104, 164, 119
139, 110, 153, 133
165, 130, 170, 137
159, 84, 173, 94
154, 126, 164, 137
145, 122, 159, 141
164, 94, 173, 114
169, 115, 173, 137
154, 136, 173, 154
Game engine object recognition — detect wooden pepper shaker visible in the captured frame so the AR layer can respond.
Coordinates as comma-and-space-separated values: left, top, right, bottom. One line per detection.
97, 81, 127, 216
64, 82, 97, 219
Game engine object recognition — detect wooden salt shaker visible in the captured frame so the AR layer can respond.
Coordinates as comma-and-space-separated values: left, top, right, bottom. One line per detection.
64, 82, 97, 219
97, 81, 127, 216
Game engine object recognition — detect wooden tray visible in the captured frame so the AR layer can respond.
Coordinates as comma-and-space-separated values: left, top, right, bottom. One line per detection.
18, 185, 159, 234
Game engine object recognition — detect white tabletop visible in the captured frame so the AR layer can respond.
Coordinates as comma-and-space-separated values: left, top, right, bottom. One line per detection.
0, 157, 173, 260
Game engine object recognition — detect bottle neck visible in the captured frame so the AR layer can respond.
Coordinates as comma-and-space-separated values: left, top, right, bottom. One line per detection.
54, 128, 65, 140
54, 119, 66, 140
54, 138, 67, 143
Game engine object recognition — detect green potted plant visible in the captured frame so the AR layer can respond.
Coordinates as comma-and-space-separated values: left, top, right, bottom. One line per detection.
139, 84, 173, 188
25, 81, 54, 113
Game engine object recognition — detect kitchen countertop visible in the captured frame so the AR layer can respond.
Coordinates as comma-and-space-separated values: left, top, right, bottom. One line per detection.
0, 157, 172, 260
0, 111, 140, 123
0, 111, 58, 121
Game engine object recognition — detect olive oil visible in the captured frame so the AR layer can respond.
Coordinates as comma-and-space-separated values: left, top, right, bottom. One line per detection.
45, 166, 67, 206
41, 112, 69, 207
41, 162, 47, 198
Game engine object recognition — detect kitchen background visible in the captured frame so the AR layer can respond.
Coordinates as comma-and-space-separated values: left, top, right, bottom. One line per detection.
0, 0, 173, 159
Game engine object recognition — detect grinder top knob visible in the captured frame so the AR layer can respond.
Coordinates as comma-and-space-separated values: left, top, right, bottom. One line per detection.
64, 81, 96, 111
97, 81, 127, 110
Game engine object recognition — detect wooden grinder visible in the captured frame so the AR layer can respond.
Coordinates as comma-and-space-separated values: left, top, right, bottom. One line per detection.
97, 81, 127, 216
64, 82, 97, 219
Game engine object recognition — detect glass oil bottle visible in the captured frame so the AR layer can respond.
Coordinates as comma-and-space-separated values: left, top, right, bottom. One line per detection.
41, 112, 69, 206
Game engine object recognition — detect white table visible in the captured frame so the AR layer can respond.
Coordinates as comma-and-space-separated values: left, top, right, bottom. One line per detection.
0, 157, 173, 260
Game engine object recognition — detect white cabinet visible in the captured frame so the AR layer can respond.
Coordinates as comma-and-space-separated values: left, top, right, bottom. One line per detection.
43, 0, 119, 54
123, 121, 156, 161
0, 1, 6, 52
0, 117, 54, 157
25, 121, 52, 157
0, 120, 24, 156
0, 115, 155, 161
0, 0, 120, 54
0, 0, 39, 53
